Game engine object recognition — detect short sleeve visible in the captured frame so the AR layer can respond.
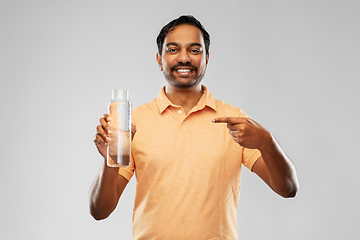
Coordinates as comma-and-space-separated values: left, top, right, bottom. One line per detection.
239, 108, 262, 171
118, 151, 135, 181
242, 148, 261, 171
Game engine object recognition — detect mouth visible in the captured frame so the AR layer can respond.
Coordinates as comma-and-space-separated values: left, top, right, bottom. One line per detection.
173, 67, 196, 76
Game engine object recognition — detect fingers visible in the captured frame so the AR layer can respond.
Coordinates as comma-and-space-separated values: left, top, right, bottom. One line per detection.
94, 133, 107, 145
229, 128, 243, 137
94, 115, 112, 145
213, 117, 249, 145
131, 123, 137, 133
212, 117, 248, 125
131, 123, 137, 139
212, 117, 250, 132
96, 125, 110, 144
94, 114, 137, 145
100, 114, 112, 134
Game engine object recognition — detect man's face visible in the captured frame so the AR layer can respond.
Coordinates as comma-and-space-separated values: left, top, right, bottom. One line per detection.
157, 24, 209, 89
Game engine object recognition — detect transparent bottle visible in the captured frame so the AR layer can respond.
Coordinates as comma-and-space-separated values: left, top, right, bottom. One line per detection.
107, 89, 132, 167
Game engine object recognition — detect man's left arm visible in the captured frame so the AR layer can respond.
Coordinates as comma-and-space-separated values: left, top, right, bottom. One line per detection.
212, 117, 299, 198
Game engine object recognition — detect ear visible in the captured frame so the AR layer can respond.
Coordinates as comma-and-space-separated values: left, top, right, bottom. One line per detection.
206, 53, 210, 65
156, 53, 163, 71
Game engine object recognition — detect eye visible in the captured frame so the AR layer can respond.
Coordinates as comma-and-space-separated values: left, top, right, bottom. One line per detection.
167, 48, 178, 53
190, 49, 201, 54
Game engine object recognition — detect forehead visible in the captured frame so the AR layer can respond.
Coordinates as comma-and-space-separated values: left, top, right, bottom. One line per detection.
164, 24, 205, 46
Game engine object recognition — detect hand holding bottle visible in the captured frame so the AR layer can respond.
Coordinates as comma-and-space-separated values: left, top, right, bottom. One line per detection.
94, 114, 136, 161
94, 114, 112, 158
93, 88, 135, 167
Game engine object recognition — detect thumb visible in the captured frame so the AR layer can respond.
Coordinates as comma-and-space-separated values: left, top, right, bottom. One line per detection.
131, 123, 137, 140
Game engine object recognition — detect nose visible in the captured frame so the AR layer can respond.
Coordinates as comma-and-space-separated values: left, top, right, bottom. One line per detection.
177, 49, 191, 63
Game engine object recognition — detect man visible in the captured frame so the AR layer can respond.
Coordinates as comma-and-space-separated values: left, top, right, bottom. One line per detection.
90, 15, 298, 239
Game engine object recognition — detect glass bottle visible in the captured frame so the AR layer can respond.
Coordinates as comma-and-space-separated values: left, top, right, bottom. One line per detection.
107, 89, 132, 167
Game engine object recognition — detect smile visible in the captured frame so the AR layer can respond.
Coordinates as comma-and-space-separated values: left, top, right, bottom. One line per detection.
176, 69, 192, 73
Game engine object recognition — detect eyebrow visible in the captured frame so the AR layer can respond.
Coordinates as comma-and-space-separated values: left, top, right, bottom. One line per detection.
165, 42, 203, 48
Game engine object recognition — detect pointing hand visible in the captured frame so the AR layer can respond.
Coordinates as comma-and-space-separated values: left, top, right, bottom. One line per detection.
212, 117, 271, 150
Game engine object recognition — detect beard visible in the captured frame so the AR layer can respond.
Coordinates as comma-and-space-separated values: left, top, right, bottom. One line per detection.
163, 63, 206, 89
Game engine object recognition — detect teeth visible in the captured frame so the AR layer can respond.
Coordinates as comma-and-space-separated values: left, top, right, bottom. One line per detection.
177, 69, 191, 73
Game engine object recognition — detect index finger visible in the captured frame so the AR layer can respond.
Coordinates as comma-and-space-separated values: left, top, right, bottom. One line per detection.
103, 114, 110, 122
212, 117, 248, 124
100, 114, 111, 134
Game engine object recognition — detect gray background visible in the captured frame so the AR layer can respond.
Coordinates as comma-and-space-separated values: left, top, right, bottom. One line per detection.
1, 0, 359, 239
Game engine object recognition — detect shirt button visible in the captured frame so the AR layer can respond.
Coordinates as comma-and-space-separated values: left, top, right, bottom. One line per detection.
183, 121, 186, 125
178, 110, 182, 114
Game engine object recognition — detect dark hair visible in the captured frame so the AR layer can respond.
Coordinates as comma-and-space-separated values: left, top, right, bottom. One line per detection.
156, 15, 210, 57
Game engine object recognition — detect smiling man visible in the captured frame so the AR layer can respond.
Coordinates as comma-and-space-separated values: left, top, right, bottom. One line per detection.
158, 24, 208, 89
156, 22, 210, 115
90, 15, 299, 240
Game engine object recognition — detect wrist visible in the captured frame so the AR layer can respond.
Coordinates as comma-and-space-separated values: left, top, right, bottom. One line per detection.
102, 159, 120, 171
258, 132, 276, 153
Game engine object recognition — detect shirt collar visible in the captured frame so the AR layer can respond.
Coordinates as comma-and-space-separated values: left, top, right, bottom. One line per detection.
156, 85, 217, 114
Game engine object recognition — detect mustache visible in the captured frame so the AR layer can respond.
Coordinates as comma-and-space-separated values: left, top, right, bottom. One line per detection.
170, 63, 198, 72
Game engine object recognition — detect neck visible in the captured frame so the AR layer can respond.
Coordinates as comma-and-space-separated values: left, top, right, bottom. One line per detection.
164, 83, 203, 115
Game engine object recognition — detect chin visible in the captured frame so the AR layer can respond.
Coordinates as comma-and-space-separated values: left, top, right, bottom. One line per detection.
164, 74, 204, 89
172, 80, 199, 89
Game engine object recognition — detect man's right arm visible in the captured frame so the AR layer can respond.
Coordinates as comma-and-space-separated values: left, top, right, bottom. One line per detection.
89, 114, 129, 220
89, 162, 129, 220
